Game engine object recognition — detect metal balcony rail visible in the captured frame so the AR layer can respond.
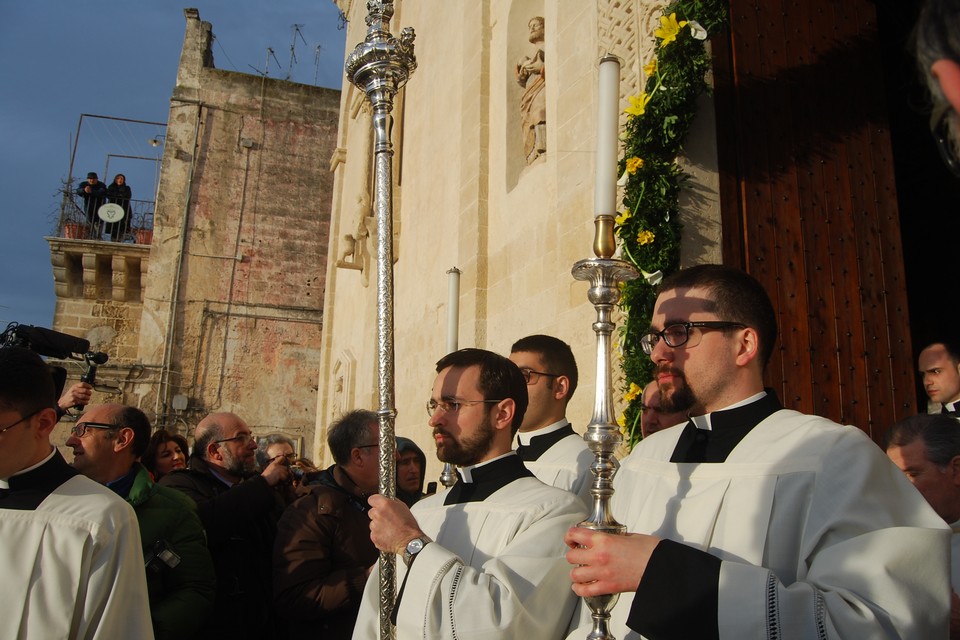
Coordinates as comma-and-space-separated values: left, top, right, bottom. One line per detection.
57, 189, 155, 245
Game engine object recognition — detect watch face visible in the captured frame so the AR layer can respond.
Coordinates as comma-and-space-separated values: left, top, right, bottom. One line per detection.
407, 538, 424, 554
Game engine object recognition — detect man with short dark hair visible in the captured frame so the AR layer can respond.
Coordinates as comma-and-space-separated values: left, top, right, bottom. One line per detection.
566, 264, 949, 639
273, 409, 382, 638
918, 341, 960, 415
886, 413, 960, 638
0, 348, 153, 639
353, 348, 587, 639
161, 412, 293, 639
510, 334, 592, 505
66, 403, 215, 640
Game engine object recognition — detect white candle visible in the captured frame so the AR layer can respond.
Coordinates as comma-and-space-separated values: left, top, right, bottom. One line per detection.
594, 55, 620, 218
446, 267, 461, 354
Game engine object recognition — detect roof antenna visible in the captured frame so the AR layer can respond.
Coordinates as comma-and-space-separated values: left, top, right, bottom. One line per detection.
287, 24, 307, 80
313, 44, 324, 85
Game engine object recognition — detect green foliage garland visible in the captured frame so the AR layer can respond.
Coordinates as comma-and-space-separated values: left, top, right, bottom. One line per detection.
615, 1, 728, 447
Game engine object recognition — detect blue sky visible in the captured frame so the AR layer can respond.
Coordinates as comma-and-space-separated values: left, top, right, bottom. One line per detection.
0, 1, 347, 331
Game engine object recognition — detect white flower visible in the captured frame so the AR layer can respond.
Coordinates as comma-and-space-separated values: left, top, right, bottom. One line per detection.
617, 169, 629, 187
688, 20, 707, 40
640, 269, 663, 285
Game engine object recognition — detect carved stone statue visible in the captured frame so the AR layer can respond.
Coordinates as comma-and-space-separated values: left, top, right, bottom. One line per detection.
516, 16, 546, 165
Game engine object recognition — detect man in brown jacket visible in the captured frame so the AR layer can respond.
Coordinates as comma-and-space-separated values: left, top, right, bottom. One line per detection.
272, 409, 383, 638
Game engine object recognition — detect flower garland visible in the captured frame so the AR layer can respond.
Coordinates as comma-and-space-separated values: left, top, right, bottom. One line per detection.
615, 1, 728, 447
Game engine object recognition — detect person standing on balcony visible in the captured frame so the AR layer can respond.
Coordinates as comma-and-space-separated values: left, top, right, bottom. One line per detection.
76, 171, 106, 230
105, 173, 132, 240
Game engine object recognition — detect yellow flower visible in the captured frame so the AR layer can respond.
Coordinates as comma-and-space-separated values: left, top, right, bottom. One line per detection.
655, 12, 688, 47
643, 58, 657, 77
626, 157, 644, 174
624, 92, 651, 117
636, 229, 655, 245
616, 413, 626, 429
615, 210, 632, 225
624, 382, 641, 403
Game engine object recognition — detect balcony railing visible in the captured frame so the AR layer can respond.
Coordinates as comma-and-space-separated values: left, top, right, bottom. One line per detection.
57, 189, 154, 245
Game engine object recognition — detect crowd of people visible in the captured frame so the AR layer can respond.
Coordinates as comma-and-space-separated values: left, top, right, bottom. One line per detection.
3, 1, 959, 638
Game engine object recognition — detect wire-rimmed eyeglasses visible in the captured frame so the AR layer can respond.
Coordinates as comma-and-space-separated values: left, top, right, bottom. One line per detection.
69, 421, 117, 438
931, 101, 960, 178
639, 321, 746, 355
518, 368, 560, 386
0, 407, 45, 436
426, 398, 503, 418
215, 433, 255, 446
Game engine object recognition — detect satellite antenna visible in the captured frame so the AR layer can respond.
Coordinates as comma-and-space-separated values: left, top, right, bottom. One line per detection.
287, 24, 307, 80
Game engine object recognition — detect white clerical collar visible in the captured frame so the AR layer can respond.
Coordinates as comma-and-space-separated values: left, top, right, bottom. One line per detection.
1, 446, 56, 486
515, 418, 570, 446
944, 401, 960, 413
457, 451, 517, 483
689, 391, 768, 431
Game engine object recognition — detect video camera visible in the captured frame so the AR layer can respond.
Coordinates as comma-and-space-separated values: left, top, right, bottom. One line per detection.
0, 322, 109, 409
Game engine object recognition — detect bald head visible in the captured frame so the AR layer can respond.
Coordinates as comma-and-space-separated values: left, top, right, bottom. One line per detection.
193, 412, 257, 481
195, 412, 241, 454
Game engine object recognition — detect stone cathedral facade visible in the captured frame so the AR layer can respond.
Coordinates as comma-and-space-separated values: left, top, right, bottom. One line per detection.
313, 0, 720, 477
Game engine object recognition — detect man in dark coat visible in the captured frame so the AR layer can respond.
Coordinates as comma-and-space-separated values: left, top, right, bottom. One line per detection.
272, 409, 382, 639
66, 403, 215, 640
161, 412, 293, 639
76, 171, 107, 228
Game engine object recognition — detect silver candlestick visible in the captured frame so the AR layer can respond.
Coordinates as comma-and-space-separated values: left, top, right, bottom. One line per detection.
572, 215, 638, 639
345, 3, 416, 639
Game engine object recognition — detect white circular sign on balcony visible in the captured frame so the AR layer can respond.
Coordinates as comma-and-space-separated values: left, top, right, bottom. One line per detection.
97, 203, 125, 222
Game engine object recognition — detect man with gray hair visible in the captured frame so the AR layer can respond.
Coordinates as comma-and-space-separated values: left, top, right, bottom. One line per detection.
273, 409, 382, 638
886, 413, 960, 638
257, 433, 298, 470
160, 412, 292, 639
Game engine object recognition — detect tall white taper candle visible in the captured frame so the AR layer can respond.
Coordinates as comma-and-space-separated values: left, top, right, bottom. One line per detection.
446, 267, 461, 353
594, 55, 621, 218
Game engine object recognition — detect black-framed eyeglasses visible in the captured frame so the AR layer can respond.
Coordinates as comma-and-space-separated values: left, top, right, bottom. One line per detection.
215, 433, 254, 446
518, 368, 560, 385
426, 398, 504, 418
69, 421, 117, 438
930, 101, 960, 178
356, 443, 379, 450
272, 452, 297, 462
640, 321, 746, 355
0, 407, 45, 436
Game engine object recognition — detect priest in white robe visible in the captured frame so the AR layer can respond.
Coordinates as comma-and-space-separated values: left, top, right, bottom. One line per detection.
510, 334, 593, 507
353, 348, 586, 639
566, 265, 949, 639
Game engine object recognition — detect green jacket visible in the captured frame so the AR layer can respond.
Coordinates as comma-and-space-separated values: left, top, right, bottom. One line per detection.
126, 463, 216, 640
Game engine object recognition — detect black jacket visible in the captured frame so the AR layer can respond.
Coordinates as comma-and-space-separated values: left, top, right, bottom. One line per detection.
160, 455, 287, 639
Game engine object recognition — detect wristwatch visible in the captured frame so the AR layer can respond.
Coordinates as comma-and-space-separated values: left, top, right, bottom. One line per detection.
402, 535, 432, 566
